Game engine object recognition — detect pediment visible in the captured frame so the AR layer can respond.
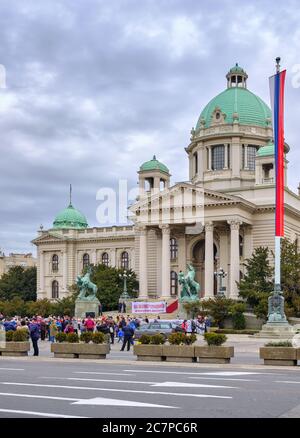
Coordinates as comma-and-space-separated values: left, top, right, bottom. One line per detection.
32, 231, 67, 245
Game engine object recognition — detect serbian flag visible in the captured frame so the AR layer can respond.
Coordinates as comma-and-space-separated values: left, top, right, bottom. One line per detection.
269, 69, 286, 237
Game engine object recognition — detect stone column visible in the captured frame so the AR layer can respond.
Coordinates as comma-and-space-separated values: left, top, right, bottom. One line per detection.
110, 248, 116, 268
204, 222, 214, 298
208, 147, 212, 171
224, 144, 229, 169
244, 145, 248, 169
92, 249, 97, 265
219, 229, 229, 296
39, 250, 45, 294
243, 226, 253, 260
139, 226, 148, 299
228, 220, 241, 299
63, 250, 67, 292
161, 225, 171, 298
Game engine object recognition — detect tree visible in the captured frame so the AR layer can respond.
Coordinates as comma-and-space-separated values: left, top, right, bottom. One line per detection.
90, 264, 138, 310
200, 296, 236, 327
0, 266, 37, 301
238, 247, 273, 319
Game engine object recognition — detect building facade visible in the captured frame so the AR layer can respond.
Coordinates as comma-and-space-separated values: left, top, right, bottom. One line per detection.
33, 65, 300, 302
0, 252, 36, 278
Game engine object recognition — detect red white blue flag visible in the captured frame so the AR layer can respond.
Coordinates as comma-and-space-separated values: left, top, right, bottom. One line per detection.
269, 69, 286, 237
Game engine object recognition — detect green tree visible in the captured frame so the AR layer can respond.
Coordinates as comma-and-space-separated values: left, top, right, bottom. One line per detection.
90, 264, 138, 310
0, 266, 37, 301
200, 296, 235, 327
238, 247, 273, 318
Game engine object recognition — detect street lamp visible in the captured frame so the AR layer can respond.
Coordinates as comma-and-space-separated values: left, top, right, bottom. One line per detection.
119, 270, 132, 300
214, 268, 227, 297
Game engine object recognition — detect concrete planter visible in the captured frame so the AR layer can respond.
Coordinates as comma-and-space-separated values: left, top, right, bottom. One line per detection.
162, 345, 196, 363
0, 342, 30, 357
195, 346, 234, 364
133, 344, 164, 361
51, 342, 110, 359
260, 347, 297, 366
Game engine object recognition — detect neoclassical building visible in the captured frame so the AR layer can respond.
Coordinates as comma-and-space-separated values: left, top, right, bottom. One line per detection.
33, 65, 300, 302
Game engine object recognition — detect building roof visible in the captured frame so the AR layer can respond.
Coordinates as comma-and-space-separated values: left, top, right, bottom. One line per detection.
53, 203, 88, 229
140, 155, 169, 174
257, 142, 275, 157
196, 85, 272, 129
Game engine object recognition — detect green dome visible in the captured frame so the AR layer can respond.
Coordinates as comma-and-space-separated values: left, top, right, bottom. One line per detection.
229, 63, 246, 74
140, 155, 169, 174
53, 203, 88, 229
257, 142, 275, 157
197, 87, 272, 129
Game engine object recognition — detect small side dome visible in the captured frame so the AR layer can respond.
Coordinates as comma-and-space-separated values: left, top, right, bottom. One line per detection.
140, 155, 169, 174
257, 141, 275, 157
53, 203, 88, 229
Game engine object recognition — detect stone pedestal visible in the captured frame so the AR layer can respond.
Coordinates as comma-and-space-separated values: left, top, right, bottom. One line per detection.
75, 298, 100, 319
254, 322, 296, 339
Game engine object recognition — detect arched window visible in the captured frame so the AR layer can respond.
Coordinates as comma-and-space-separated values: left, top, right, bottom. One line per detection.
102, 252, 109, 267
212, 145, 225, 170
121, 251, 129, 269
170, 238, 178, 260
83, 253, 90, 269
193, 152, 198, 175
170, 271, 178, 296
52, 254, 59, 272
52, 280, 59, 299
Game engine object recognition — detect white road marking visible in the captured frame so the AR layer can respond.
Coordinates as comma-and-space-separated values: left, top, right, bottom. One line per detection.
0, 382, 232, 399
124, 370, 265, 376
72, 397, 177, 408
73, 372, 134, 376
276, 381, 300, 384
0, 368, 24, 371
0, 392, 79, 402
40, 376, 236, 389
151, 381, 237, 389
189, 377, 258, 382
0, 408, 88, 418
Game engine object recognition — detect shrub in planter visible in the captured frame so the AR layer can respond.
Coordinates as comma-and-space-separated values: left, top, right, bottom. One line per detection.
92, 332, 105, 344
55, 332, 67, 343
204, 332, 227, 346
150, 334, 165, 345
265, 341, 293, 347
66, 333, 79, 343
138, 334, 151, 345
185, 334, 197, 345
80, 331, 94, 344
168, 332, 186, 345
5, 330, 14, 342
12, 329, 29, 342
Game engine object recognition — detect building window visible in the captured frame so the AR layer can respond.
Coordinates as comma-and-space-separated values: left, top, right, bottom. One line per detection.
52, 280, 59, 299
193, 152, 198, 175
83, 253, 90, 269
102, 252, 109, 267
247, 146, 257, 170
121, 251, 129, 269
239, 235, 244, 258
170, 271, 178, 296
212, 145, 225, 170
52, 254, 59, 272
170, 238, 178, 260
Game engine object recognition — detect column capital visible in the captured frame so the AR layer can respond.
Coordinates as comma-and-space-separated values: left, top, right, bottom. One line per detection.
205, 222, 214, 232
227, 220, 242, 230
136, 225, 148, 235
160, 224, 170, 234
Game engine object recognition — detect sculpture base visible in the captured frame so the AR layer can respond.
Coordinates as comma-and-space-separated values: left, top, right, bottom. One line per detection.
254, 322, 296, 339
75, 298, 100, 319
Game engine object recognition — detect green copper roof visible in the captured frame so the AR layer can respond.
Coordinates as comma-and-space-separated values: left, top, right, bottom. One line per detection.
140, 155, 169, 174
257, 142, 275, 157
197, 87, 272, 129
229, 63, 246, 74
53, 203, 88, 229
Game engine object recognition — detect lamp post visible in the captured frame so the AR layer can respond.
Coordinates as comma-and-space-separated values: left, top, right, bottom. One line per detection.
119, 270, 132, 300
214, 268, 227, 297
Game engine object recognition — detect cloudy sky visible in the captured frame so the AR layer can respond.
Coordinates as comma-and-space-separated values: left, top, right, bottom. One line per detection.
0, 0, 300, 255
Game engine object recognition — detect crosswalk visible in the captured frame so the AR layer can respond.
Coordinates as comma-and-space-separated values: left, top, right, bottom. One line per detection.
0, 365, 297, 418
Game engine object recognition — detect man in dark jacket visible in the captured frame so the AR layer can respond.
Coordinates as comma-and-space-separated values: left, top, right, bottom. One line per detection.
120, 323, 134, 351
29, 318, 40, 356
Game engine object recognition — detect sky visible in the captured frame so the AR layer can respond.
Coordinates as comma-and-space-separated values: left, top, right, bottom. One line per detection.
0, 0, 300, 255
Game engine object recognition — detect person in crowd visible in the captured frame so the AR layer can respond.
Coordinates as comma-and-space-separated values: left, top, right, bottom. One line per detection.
108, 321, 115, 344
29, 318, 40, 356
181, 319, 188, 333
3, 318, 16, 332
120, 322, 135, 351
40, 319, 47, 341
98, 302, 103, 316
204, 316, 211, 333
56, 318, 62, 332
122, 302, 127, 313
72, 317, 79, 334
84, 315, 95, 332
117, 327, 124, 343
49, 319, 58, 343
118, 302, 122, 313
64, 322, 75, 334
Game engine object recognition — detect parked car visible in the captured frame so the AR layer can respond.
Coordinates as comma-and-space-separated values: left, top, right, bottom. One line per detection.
134, 321, 184, 339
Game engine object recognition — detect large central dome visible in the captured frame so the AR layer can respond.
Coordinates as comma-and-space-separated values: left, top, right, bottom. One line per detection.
53, 203, 88, 229
196, 64, 272, 130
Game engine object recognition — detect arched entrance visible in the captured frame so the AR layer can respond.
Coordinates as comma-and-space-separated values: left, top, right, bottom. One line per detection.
192, 239, 218, 298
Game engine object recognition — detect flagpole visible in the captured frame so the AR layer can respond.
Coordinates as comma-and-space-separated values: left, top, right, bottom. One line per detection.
274, 57, 281, 294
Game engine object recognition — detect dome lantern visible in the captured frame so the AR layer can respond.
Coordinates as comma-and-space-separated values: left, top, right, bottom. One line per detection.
226, 63, 248, 89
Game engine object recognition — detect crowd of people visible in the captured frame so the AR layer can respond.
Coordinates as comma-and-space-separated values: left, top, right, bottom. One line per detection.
0, 312, 211, 356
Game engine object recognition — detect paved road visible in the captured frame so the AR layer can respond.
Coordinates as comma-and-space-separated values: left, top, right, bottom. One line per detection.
0, 359, 299, 418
